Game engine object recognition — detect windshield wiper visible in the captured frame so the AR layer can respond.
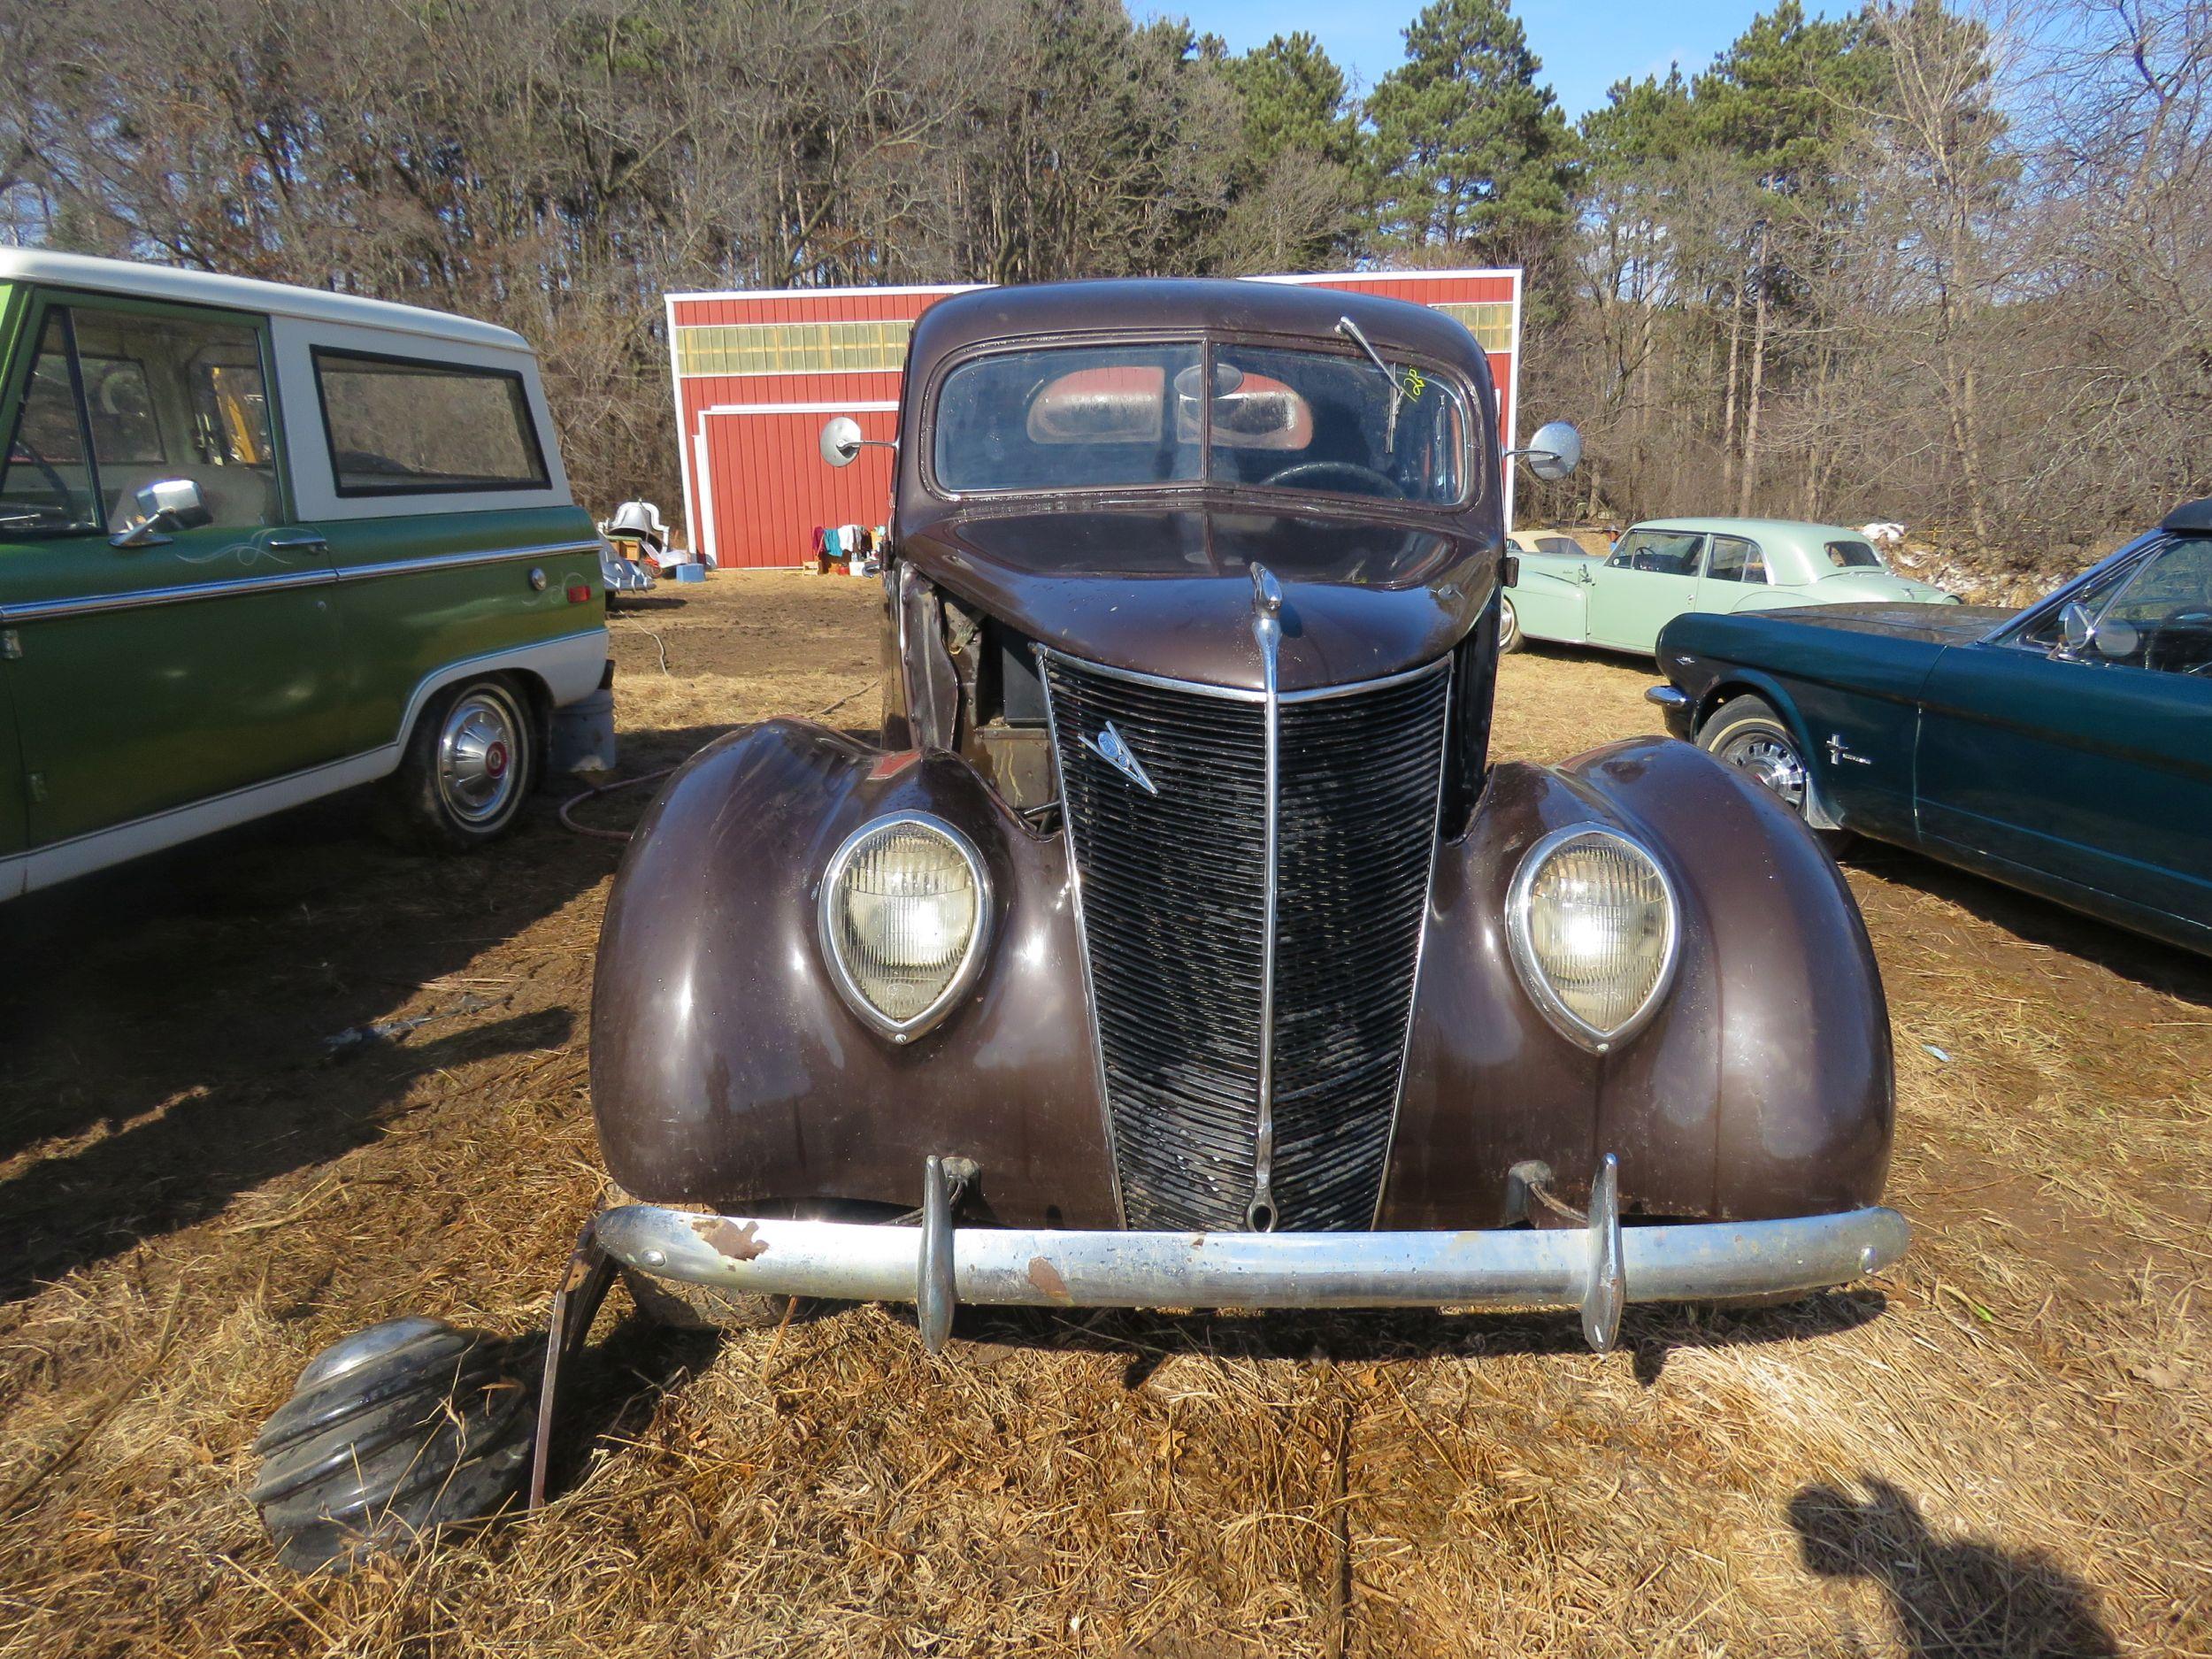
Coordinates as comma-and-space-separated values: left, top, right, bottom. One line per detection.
1334, 316, 1402, 449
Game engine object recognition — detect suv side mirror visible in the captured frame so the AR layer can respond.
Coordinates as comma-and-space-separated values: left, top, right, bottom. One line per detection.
1506, 419, 1581, 482
111, 478, 211, 548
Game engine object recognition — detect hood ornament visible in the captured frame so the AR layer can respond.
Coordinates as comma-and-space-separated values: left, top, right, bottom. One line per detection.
1081, 721, 1158, 795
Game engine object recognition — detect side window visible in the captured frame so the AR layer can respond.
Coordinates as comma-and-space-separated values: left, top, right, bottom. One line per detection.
312, 349, 549, 495
2016, 558, 2141, 652
0, 311, 102, 534
1610, 530, 1703, 575
1708, 534, 1767, 583
68, 306, 280, 531
2087, 537, 2212, 675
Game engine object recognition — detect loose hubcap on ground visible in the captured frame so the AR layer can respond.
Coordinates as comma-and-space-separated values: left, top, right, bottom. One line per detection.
438, 693, 520, 824
1718, 730, 1809, 811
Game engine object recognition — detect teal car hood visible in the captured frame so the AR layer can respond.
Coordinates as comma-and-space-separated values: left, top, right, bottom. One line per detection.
1758, 602, 2016, 643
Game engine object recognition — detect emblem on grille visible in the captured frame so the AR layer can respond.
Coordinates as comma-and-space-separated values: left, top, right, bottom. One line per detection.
1080, 721, 1158, 795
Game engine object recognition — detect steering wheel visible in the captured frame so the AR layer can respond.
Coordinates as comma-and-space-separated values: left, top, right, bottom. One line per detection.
2147, 611, 2212, 675
1263, 460, 1405, 500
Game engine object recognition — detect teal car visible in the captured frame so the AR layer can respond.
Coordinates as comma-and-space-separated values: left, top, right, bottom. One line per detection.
0, 251, 611, 899
1501, 516, 1956, 656
1649, 500, 2212, 956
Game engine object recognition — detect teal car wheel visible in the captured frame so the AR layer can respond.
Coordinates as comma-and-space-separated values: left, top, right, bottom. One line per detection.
386, 677, 536, 849
1498, 593, 1524, 653
1697, 695, 1851, 855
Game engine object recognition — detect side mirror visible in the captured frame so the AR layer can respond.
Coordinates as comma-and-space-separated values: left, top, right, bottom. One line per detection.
2059, 601, 2097, 654
111, 478, 210, 548
1521, 420, 1581, 481
819, 417, 865, 467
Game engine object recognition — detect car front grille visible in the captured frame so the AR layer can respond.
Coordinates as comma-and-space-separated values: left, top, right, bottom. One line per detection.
1041, 653, 1450, 1232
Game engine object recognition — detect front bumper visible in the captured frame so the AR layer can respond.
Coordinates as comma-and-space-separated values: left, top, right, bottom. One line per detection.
1646, 682, 1696, 741
595, 1155, 1909, 1356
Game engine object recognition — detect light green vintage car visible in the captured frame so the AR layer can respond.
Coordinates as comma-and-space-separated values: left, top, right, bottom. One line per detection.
0, 251, 611, 900
1501, 516, 1957, 656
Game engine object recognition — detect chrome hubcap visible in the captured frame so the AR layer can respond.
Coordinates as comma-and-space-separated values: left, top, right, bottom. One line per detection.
1717, 729, 1809, 812
437, 692, 521, 825
1500, 595, 1518, 645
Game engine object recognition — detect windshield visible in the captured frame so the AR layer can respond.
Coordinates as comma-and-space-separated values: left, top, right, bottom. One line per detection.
931, 342, 1471, 505
1823, 538, 1883, 569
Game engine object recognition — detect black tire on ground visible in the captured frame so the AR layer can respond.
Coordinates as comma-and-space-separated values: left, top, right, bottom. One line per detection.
1497, 593, 1525, 653
604, 1184, 803, 1332
1695, 693, 1852, 855
381, 675, 536, 850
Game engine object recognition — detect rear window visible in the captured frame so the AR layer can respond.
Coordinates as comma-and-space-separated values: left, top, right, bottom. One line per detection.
312, 349, 549, 496
1823, 538, 1882, 569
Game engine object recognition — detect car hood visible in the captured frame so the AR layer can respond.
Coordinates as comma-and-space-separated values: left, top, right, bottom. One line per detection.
1761, 602, 2016, 643
899, 503, 1490, 694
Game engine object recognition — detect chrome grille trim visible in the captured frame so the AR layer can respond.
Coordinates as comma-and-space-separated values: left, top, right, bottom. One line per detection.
1040, 643, 1451, 1232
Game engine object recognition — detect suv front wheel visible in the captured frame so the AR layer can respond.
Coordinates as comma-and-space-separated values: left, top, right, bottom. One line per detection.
385, 676, 535, 849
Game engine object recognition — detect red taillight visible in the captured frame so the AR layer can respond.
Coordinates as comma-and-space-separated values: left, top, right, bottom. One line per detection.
566, 583, 591, 604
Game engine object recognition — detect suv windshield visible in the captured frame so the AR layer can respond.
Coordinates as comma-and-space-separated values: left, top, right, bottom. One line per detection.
932, 341, 1471, 505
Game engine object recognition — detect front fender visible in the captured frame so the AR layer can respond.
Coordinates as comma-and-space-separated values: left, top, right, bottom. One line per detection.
1508, 568, 1593, 642
589, 720, 1118, 1226
1379, 736, 1892, 1227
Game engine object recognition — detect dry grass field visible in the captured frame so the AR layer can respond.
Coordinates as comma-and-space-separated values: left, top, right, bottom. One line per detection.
0, 573, 2205, 1658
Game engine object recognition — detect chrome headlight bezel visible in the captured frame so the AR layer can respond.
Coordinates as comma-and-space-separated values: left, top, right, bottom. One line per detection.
818, 810, 994, 1043
1505, 822, 1681, 1054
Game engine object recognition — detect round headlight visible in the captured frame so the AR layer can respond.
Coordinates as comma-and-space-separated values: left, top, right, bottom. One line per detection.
1506, 824, 1678, 1052
819, 813, 991, 1041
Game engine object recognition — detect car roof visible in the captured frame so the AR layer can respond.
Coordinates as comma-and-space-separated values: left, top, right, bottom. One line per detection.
906, 277, 1492, 385
1626, 517, 1872, 543
0, 249, 529, 351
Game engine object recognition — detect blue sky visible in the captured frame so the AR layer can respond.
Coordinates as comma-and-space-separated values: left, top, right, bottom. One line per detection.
1165, 0, 1832, 119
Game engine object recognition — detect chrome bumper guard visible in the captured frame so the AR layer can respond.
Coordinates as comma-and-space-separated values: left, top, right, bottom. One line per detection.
597, 1154, 1909, 1356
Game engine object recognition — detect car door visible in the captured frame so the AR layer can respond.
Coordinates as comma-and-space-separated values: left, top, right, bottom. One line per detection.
0, 292, 347, 849
0, 659, 24, 899
1916, 534, 2212, 939
1586, 528, 1706, 652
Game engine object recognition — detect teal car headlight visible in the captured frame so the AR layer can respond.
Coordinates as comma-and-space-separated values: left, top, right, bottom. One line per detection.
1506, 825, 1679, 1053
819, 813, 992, 1041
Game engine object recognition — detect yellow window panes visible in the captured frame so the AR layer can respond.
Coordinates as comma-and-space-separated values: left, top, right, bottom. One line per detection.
676, 319, 914, 376
1434, 303, 1515, 352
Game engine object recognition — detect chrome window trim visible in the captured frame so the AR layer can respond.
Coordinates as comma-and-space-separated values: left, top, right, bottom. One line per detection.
1986, 531, 2165, 649
0, 539, 601, 622
1504, 822, 1682, 1055
816, 810, 995, 1045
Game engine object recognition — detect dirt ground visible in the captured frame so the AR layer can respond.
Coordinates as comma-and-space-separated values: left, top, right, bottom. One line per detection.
1, 573, 2205, 1658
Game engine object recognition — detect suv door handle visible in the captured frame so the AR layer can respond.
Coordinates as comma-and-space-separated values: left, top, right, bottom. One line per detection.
264, 533, 328, 552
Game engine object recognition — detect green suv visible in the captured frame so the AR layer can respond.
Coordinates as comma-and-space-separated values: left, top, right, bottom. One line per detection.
0, 252, 611, 899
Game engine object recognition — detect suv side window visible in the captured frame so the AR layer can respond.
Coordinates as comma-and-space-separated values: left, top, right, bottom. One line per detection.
0, 303, 280, 536
1707, 534, 1767, 583
0, 311, 102, 534
71, 306, 280, 531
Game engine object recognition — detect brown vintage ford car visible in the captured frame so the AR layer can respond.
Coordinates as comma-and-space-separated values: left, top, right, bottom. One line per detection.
251, 279, 1907, 1568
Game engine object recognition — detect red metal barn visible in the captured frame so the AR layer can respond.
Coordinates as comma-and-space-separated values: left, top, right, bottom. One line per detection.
664, 270, 1525, 569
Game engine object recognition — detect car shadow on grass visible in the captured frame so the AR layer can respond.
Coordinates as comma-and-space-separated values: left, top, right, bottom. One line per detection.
928, 1288, 1889, 1387
1789, 1476, 2121, 1657
0, 721, 739, 1305
1842, 841, 2212, 1008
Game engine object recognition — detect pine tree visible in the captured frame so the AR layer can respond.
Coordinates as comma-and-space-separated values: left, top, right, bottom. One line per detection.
1363, 0, 1578, 265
